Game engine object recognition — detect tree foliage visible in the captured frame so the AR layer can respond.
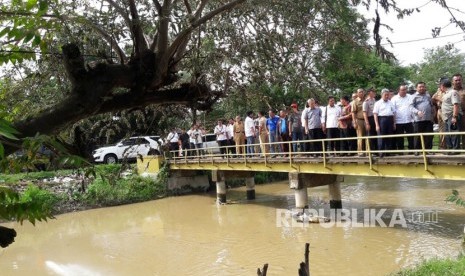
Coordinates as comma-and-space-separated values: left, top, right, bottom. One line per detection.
0, 0, 463, 156
407, 46, 465, 92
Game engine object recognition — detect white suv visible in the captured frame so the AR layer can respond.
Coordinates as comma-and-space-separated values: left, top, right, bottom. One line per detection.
92, 136, 161, 164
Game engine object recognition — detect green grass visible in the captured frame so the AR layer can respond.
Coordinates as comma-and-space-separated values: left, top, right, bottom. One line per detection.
391, 256, 465, 276
85, 174, 166, 206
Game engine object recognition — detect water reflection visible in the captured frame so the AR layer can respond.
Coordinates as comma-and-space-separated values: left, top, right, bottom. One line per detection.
1, 176, 464, 275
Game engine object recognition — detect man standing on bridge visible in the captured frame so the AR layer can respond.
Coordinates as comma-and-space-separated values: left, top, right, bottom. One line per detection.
441, 79, 462, 152
351, 88, 366, 156
303, 98, 323, 156
363, 88, 377, 152
321, 96, 341, 156
410, 82, 434, 153
233, 116, 246, 156
245, 111, 256, 157
452, 74, 465, 148
391, 85, 414, 152
374, 89, 396, 157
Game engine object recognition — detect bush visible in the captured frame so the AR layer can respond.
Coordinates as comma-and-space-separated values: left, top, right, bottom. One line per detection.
85, 174, 166, 206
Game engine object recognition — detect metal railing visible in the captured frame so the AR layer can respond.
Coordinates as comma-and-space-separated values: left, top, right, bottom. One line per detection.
165, 132, 465, 170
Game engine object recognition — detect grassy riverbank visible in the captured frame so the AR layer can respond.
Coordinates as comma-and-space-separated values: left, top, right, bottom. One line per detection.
0, 164, 287, 215
391, 256, 465, 275
0, 164, 169, 215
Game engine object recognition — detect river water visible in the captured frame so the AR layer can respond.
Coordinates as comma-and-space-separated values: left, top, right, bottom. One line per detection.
1, 176, 465, 276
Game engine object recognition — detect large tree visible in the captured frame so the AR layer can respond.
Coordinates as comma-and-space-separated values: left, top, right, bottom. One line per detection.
1, 0, 463, 155
0, 0, 249, 154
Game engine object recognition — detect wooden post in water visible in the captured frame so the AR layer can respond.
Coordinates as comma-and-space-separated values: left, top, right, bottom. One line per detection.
245, 177, 256, 200
289, 173, 308, 208
298, 243, 310, 276
257, 263, 268, 276
212, 170, 227, 204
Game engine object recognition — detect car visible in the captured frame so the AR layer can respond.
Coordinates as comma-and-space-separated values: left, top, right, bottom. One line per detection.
92, 136, 162, 164
202, 134, 221, 154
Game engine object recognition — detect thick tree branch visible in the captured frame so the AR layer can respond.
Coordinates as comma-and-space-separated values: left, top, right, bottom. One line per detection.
157, 0, 172, 56
81, 18, 127, 64
152, 0, 163, 15
194, 0, 209, 19
184, 0, 193, 14
128, 0, 148, 55
167, 0, 247, 60
98, 83, 218, 113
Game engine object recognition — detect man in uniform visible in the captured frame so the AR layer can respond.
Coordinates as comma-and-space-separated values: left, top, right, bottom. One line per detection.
233, 115, 246, 156
452, 74, 465, 148
288, 103, 303, 152
432, 77, 449, 150
351, 88, 366, 156
441, 79, 462, 151
363, 88, 377, 152
257, 111, 269, 156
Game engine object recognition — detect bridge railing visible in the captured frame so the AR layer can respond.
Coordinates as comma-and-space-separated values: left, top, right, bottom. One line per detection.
165, 131, 465, 167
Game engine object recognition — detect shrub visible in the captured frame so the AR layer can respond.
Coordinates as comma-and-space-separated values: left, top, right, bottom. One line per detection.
85, 174, 166, 206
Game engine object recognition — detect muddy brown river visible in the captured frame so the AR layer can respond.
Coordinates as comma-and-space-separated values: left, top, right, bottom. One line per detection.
1, 176, 465, 275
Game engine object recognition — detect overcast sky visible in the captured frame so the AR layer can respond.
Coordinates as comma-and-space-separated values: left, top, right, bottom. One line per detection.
358, 0, 465, 65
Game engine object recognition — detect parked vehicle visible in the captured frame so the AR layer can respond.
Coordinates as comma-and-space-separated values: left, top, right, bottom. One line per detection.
92, 136, 161, 164
202, 134, 221, 154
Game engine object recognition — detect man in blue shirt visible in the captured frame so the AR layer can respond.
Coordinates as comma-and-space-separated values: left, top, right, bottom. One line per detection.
266, 109, 280, 154
278, 110, 289, 155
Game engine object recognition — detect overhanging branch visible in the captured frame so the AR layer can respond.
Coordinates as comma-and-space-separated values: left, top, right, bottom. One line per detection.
167, 0, 247, 59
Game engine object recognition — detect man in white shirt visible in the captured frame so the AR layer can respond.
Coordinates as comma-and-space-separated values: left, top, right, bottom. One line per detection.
226, 118, 235, 155
214, 120, 228, 156
374, 89, 396, 157
244, 111, 256, 156
391, 85, 414, 151
166, 128, 179, 152
321, 96, 342, 155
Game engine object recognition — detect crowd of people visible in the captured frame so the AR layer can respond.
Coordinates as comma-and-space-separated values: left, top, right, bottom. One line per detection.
167, 73, 464, 158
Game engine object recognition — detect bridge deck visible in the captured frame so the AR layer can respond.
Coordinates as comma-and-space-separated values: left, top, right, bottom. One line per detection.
157, 132, 465, 181
168, 153, 465, 181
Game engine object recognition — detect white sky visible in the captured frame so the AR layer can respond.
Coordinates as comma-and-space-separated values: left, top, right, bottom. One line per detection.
358, 0, 465, 65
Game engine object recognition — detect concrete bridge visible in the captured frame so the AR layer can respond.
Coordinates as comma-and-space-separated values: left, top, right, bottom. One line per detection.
137, 132, 465, 209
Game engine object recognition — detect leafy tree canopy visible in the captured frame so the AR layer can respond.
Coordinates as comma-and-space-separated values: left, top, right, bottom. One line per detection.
407, 46, 465, 93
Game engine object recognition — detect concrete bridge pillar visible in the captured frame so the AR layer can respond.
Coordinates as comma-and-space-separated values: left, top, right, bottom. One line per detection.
289, 173, 343, 209
245, 177, 256, 200
289, 172, 308, 208
212, 170, 227, 204
328, 182, 342, 209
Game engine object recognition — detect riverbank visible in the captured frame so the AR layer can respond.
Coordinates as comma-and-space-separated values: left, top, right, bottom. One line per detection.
391, 255, 465, 275
0, 164, 289, 216
0, 164, 169, 216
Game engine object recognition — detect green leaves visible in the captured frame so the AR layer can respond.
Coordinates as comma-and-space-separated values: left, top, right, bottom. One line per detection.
26, 0, 38, 10
446, 189, 465, 207
0, 0, 53, 65
0, 185, 56, 225
0, 119, 20, 141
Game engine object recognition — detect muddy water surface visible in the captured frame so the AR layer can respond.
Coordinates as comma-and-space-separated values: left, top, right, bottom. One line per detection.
1, 176, 465, 275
